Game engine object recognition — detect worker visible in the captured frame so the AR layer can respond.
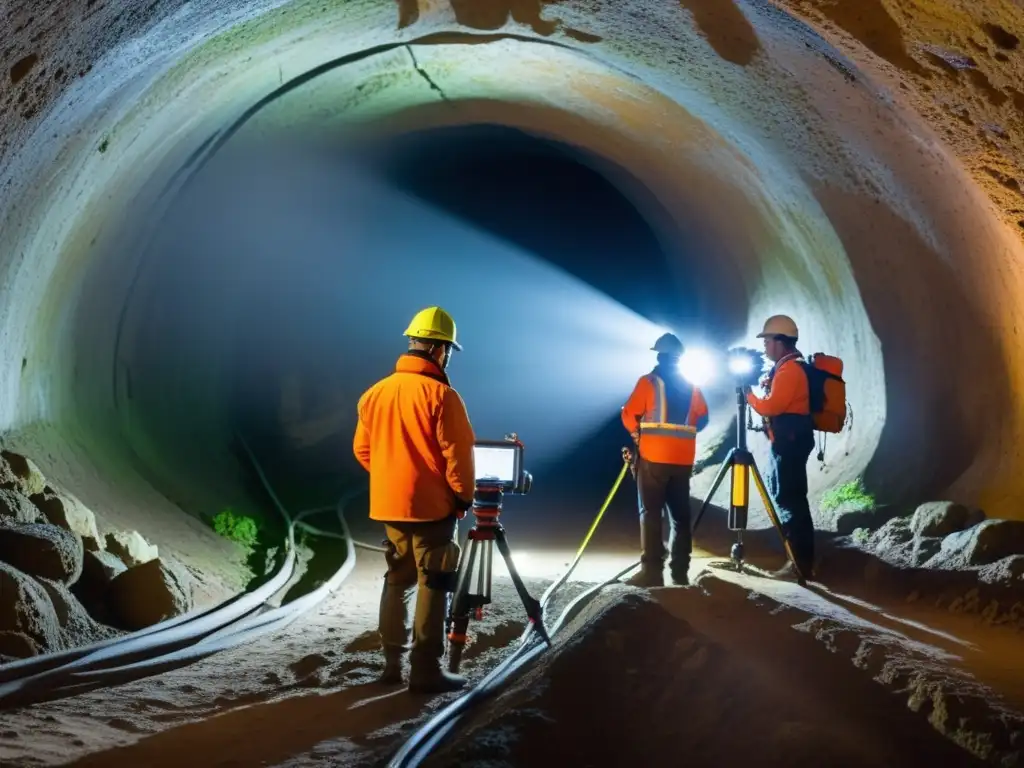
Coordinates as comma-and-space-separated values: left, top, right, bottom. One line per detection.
744, 314, 815, 580
621, 332, 710, 587
353, 306, 476, 694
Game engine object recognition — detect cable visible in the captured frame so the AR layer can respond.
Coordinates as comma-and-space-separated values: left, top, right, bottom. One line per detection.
0, 435, 371, 707
390, 561, 639, 767
388, 462, 638, 768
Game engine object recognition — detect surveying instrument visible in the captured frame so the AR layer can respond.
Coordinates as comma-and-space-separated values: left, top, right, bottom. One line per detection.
446, 434, 550, 674
691, 348, 807, 585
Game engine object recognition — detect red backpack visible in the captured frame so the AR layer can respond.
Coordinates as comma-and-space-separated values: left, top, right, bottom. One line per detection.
803, 354, 847, 433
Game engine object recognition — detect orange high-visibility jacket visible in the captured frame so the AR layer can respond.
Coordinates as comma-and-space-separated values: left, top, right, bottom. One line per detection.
353, 353, 476, 522
746, 354, 810, 442
621, 369, 709, 466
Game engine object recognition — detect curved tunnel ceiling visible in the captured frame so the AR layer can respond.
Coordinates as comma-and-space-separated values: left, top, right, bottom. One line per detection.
2, 0, 1024, 563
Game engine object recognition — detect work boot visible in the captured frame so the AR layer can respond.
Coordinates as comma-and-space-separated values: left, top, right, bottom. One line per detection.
770, 560, 810, 585
669, 569, 689, 587
408, 657, 467, 694
626, 561, 664, 588
378, 648, 404, 685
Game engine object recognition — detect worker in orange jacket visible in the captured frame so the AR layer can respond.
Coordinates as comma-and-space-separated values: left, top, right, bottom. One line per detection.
745, 314, 816, 579
621, 333, 709, 587
353, 306, 476, 694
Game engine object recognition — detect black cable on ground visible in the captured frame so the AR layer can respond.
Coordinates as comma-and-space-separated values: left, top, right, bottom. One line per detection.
389, 561, 640, 768
0, 435, 378, 707
388, 463, 638, 767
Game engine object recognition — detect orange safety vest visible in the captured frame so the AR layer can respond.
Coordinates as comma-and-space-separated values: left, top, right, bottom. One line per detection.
353, 353, 476, 522
621, 369, 709, 466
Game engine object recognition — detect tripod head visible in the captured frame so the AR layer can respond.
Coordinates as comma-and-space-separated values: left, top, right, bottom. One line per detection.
470, 480, 504, 528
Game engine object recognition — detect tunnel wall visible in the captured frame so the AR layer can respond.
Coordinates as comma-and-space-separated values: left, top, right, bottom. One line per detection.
0, 0, 1023, 542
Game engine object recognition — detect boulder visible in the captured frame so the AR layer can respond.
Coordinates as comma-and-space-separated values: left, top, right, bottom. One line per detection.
0, 488, 42, 525
911, 537, 943, 567
36, 577, 73, 627
30, 487, 101, 550
928, 519, 1024, 569
829, 501, 885, 536
911, 501, 984, 538
0, 450, 47, 497
105, 530, 158, 567
978, 555, 1024, 586
82, 549, 128, 585
38, 575, 120, 644
72, 549, 127, 626
0, 561, 62, 651
0, 631, 40, 660
0, 523, 84, 584
868, 516, 914, 558
106, 558, 192, 631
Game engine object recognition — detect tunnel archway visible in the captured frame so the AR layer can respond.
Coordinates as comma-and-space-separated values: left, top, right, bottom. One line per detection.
0, 2, 1021, 595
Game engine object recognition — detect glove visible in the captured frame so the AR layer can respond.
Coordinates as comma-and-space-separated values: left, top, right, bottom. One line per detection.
453, 493, 473, 520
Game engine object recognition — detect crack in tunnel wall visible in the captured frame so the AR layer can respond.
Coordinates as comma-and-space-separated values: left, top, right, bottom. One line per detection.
1, 0, 1023, 566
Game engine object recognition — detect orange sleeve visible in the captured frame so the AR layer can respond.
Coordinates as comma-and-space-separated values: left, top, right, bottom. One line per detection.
621, 377, 651, 435
353, 392, 371, 472
689, 386, 710, 431
747, 362, 802, 417
437, 388, 476, 507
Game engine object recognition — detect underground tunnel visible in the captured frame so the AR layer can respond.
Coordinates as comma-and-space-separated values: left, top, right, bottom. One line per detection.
3, 0, 1024, 766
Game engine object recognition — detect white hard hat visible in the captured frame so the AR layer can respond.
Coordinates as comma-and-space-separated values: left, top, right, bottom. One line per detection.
756, 314, 799, 339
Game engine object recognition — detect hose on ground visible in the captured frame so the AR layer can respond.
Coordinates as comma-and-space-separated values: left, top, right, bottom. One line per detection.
388, 460, 638, 768
0, 433, 377, 707
397, 561, 640, 766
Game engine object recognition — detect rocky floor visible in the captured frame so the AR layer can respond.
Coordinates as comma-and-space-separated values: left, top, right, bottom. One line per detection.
1, 535, 1022, 768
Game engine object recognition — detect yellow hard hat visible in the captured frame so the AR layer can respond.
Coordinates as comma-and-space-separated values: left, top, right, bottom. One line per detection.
403, 306, 462, 351
756, 314, 799, 340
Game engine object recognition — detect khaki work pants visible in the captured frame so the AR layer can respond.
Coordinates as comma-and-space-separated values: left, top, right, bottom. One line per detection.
637, 458, 693, 578
379, 515, 461, 665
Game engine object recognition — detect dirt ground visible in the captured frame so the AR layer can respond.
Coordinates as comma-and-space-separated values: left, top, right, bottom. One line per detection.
1, 523, 1022, 768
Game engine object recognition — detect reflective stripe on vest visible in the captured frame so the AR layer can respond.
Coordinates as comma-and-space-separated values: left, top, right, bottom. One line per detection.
638, 374, 696, 440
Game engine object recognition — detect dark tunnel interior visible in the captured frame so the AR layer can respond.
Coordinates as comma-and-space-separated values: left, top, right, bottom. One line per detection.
348, 124, 702, 515
119, 123, 719, 536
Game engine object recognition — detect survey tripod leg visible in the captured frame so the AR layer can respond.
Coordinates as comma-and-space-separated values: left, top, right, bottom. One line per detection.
446, 537, 478, 674
691, 448, 736, 533
494, 527, 549, 644
691, 448, 806, 583
446, 525, 548, 674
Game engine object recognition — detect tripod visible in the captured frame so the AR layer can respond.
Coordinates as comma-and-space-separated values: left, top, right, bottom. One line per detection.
691, 387, 807, 585
446, 482, 550, 673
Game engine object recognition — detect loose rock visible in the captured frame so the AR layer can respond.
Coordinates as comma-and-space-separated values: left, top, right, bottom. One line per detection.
868, 516, 914, 557
105, 530, 158, 567
36, 577, 73, 627
0, 631, 40, 660
0, 488, 42, 525
106, 558, 192, 631
929, 519, 1024, 568
31, 487, 101, 549
830, 500, 884, 535
0, 522, 83, 584
911, 501, 983, 538
73, 549, 128, 625
0, 561, 62, 651
82, 549, 128, 585
0, 450, 47, 497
